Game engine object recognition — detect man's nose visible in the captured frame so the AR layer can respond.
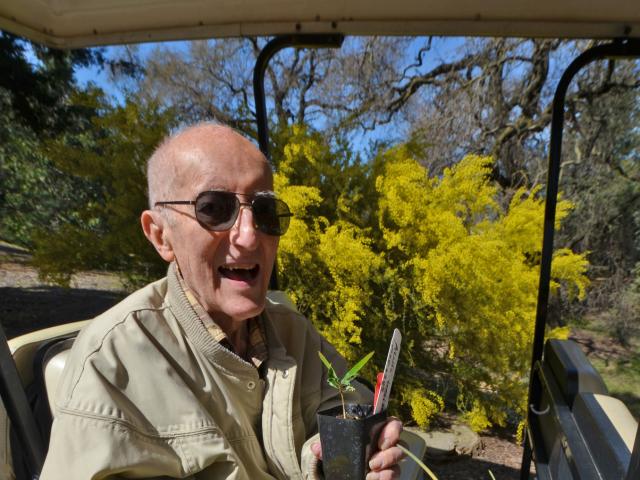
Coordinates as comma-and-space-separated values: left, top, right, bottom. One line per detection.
230, 204, 259, 248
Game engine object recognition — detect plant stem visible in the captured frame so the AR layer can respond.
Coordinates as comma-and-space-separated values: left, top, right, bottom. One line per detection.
339, 387, 346, 418
397, 444, 439, 480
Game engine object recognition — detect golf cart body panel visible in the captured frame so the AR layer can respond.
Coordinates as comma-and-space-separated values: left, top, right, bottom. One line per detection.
530, 339, 638, 479
1, 0, 640, 48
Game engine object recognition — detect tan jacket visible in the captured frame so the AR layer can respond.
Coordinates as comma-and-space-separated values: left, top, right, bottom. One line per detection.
40, 265, 371, 479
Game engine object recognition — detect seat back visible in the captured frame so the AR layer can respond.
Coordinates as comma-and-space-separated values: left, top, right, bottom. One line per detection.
8, 322, 88, 389
30, 336, 77, 445
0, 322, 87, 480
41, 341, 74, 418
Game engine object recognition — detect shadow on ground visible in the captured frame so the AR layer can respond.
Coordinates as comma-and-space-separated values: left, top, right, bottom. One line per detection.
428, 456, 529, 479
0, 243, 29, 258
0, 286, 125, 339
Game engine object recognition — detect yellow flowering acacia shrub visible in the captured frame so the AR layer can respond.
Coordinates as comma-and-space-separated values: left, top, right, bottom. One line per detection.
403, 386, 445, 430
461, 400, 495, 433
274, 126, 382, 359
275, 127, 588, 429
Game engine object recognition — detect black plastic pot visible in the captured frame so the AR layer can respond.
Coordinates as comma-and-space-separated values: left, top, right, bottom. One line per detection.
317, 404, 387, 480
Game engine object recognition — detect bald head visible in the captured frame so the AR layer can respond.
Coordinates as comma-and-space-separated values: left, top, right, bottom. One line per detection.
146, 122, 271, 209
140, 121, 280, 324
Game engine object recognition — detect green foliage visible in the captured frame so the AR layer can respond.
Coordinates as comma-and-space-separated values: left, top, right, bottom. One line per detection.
0, 34, 104, 248
0, 99, 98, 248
0, 96, 51, 245
0, 32, 104, 135
276, 127, 588, 429
30, 93, 175, 288
610, 263, 640, 345
318, 350, 374, 418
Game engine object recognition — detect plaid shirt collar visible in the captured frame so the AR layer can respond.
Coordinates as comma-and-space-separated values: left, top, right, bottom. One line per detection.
175, 263, 268, 369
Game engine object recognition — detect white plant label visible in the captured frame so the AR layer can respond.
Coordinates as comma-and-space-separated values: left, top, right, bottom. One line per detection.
374, 328, 401, 414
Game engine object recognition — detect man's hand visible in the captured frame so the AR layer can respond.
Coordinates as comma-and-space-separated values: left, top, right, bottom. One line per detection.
311, 417, 404, 480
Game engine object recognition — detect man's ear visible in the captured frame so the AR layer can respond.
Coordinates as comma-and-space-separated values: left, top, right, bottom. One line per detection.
141, 210, 175, 262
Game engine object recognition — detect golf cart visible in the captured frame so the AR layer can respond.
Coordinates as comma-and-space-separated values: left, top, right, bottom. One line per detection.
0, 1, 639, 479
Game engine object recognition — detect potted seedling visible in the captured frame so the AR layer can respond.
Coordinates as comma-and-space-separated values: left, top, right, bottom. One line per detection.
316, 350, 387, 480
317, 329, 443, 480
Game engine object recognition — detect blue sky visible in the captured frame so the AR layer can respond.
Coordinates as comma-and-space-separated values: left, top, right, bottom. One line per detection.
70, 36, 468, 154
73, 36, 466, 102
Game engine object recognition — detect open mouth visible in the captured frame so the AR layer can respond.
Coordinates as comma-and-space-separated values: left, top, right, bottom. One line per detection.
218, 264, 260, 282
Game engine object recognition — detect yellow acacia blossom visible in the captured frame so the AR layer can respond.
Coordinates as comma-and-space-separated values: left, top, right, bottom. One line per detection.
275, 127, 589, 429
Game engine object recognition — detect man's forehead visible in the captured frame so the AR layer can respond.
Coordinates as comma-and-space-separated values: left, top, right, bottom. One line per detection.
174, 145, 272, 179
160, 127, 270, 193
169, 125, 268, 167
169, 125, 257, 159
187, 168, 274, 192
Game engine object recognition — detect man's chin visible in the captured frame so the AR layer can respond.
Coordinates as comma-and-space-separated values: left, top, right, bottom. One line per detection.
222, 296, 266, 321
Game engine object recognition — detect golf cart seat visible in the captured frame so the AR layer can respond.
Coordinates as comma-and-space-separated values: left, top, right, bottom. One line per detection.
0, 326, 103, 480
0, 321, 88, 479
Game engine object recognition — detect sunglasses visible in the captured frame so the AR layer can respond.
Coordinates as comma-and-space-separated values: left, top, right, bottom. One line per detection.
155, 191, 292, 236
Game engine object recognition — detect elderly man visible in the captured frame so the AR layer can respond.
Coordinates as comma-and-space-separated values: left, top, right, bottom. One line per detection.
41, 123, 403, 479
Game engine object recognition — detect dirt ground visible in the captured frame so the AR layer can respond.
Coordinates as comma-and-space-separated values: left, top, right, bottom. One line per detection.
0, 242, 125, 339
0, 241, 532, 479
426, 427, 532, 480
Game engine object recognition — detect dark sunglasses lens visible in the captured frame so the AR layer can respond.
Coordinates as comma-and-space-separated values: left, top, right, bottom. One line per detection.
253, 197, 291, 236
194, 192, 238, 230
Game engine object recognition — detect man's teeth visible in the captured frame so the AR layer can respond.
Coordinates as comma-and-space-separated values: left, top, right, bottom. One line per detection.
219, 264, 259, 281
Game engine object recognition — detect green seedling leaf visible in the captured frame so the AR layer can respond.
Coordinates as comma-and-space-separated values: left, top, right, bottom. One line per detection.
327, 368, 340, 384
341, 351, 374, 384
318, 350, 375, 419
327, 378, 341, 389
318, 351, 333, 370
318, 352, 333, 370
318, 351, 339, 381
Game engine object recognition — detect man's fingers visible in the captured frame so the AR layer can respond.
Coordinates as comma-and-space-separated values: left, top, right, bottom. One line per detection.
368, 446, 405, 471
365, 465, 401, 480
310, 441, 322, 460
378, 418, 403, 450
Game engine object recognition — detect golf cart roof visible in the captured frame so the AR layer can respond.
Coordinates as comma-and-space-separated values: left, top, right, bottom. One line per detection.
1, 0, 639, 49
